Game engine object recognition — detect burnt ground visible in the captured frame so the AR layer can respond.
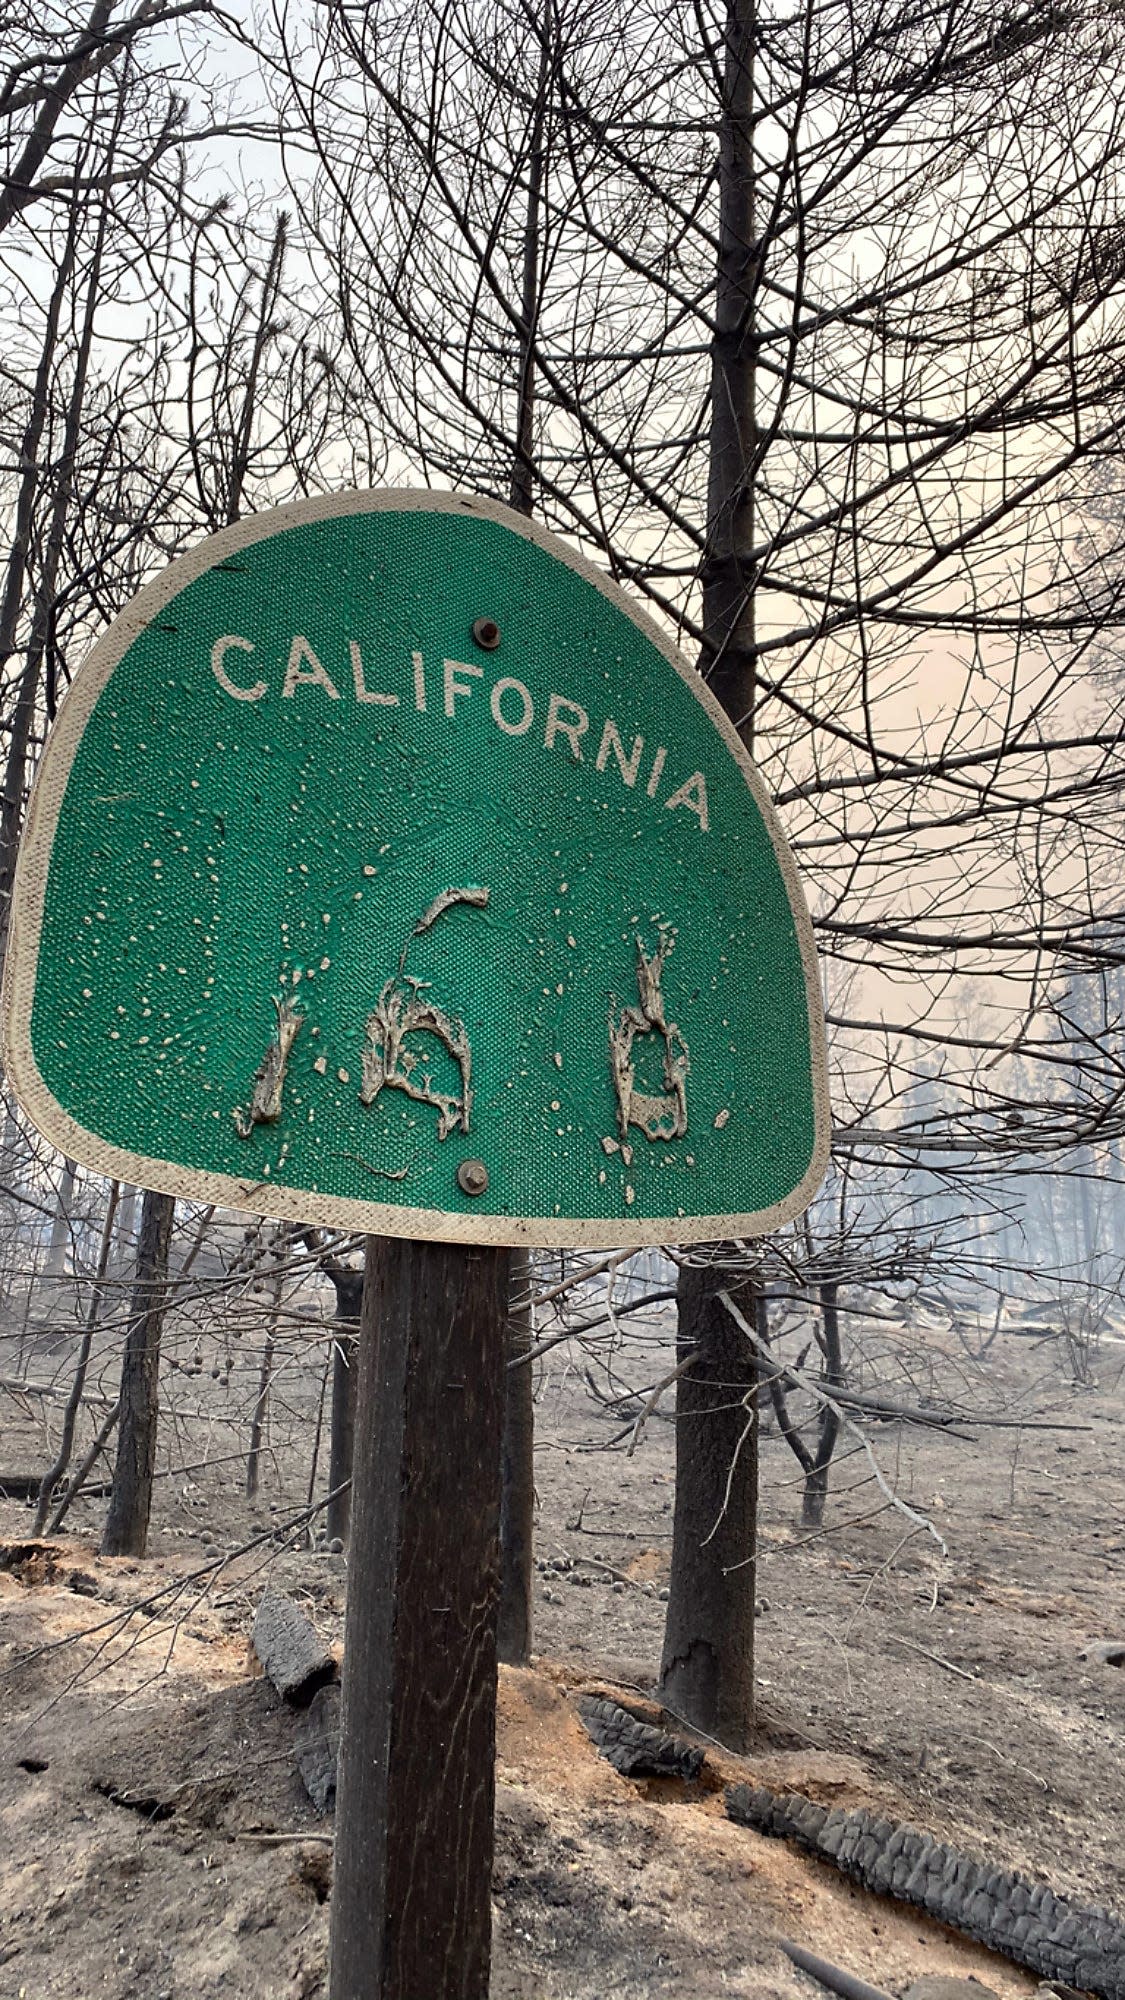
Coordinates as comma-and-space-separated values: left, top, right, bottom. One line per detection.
0, 1319, 1122, 1999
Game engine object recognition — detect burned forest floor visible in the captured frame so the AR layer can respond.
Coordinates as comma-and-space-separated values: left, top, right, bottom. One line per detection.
0, 1317, 1122, 2000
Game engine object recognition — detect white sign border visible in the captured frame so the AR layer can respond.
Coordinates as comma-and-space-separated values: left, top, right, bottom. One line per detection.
2, 488, 830, 1249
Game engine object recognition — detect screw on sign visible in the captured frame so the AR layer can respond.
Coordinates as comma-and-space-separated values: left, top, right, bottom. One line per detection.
1, 491, 829, 2000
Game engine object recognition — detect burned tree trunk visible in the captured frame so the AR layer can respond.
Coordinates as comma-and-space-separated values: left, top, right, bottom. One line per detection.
295, 1229, 364, 1546
326, 1265, 363, 1546
494, 70, 546, 1661
660, 0, 761, 1748
801, 1279, 842, 1529
698, 0, 759, 742
757, 1285, 842, 1529
33, 1181, 119, 1532
0, 223, 76, 958
660, 1263, 758, 1750
42, 1156, 77, 1303
246, 1271, 280, 1502
0, 177, 107, 955
101, 1188, 174, 1557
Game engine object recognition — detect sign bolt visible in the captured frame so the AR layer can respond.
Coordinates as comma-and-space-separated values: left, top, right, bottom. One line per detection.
457, 1159, 489, 1197
471, 617, 501, 651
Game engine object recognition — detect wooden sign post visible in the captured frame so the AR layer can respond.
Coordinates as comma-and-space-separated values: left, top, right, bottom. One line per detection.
1, 488, 829, 1999
330, 1237, 509, 2000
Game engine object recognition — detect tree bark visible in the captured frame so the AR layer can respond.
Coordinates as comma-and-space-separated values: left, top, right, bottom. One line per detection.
660, 1262, 758, 1750
700, 0, 758, 744
45, 1395, 120, 1535
113, 1183, 139, 1276
101, 1188, 174, 1556
0, 237, 73, 933
507, 30, 547, 519
0, 174, 101, 951
494, 65, 547, 1658
33, 1180, 118, 1532
328, 1235, 508, 2000
42, 1157, 77, 1293
660, 0, 761, 1748
225, 212, 288, 528
0, 0, 115, 238
498, 1247, 534, 1664
802, 1279, 842, 1528
246, 1300, 277, 1501
326, 1267, 363, 1545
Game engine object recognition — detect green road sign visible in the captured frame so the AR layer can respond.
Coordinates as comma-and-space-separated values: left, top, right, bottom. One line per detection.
2, 492, 828, 1248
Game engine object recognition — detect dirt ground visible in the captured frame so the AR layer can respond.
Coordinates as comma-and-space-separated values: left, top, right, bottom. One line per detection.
0, 1316, 1122, 2000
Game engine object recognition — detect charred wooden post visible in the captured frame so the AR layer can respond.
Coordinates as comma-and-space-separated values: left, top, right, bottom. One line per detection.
328, 1234, 509, 2000
498, 1247, 534, 1665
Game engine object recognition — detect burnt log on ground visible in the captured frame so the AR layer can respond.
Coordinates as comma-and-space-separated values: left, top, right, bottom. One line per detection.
726, 1784, 1125, 2000
252, 1589, 337, 1706
296, 1684, 340, 1814
0, 1469, 113, 1502
0, 1471, 55, 1499
577, 1694, 706, 1780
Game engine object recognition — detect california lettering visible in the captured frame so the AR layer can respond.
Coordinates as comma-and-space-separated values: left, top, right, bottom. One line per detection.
209, 632, 711, 832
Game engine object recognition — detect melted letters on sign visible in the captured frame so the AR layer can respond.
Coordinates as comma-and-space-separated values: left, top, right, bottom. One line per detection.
608, 930, 690, 1145
233, 902, 695, 1168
